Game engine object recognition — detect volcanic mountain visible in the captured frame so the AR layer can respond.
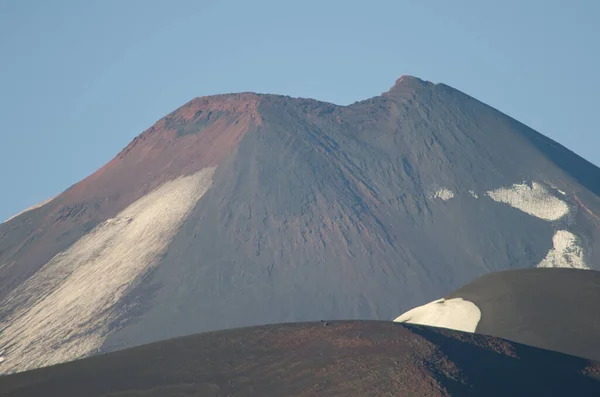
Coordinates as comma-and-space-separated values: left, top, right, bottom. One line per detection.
2, 321, 600, 397
1, 76, 600, 373
395, 268, 600, 361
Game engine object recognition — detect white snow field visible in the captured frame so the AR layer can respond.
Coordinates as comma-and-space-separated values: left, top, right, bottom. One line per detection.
393, 297, 481, 333
486, 181, 569, 221
537, 230, 589, 270
0, 168, 215, 374
430, 188, 455, 201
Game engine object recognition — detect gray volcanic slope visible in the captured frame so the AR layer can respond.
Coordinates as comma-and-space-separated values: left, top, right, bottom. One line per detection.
445, 268, 600, 361
2, 322, 600, 397
1, 76, 600, 372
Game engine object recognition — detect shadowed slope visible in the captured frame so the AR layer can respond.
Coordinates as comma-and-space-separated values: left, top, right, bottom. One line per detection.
445, 268, 600, 361
1, 321, 599, 397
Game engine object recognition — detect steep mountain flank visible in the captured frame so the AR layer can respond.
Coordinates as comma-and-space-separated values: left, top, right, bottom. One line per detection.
2, 76, 600, 373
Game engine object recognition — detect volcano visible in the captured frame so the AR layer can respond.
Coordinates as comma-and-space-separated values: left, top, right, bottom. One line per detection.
1, 75, 600, 373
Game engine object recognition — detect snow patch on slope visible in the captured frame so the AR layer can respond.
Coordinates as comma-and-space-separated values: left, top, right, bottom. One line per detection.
0, 168, 215, 374
486, 182, 569, 221
430, 188, 455, 201
393, 297, 481, 333
537, 230, 589, 270
3, 195, 57, 224
547, 182, 567, 196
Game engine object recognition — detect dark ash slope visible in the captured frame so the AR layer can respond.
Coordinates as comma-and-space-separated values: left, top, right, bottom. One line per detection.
447, 268, 600, 361
2, 321, 600, 397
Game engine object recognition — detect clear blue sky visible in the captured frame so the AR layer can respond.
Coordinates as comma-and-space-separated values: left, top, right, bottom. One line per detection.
1, 0, 599, 221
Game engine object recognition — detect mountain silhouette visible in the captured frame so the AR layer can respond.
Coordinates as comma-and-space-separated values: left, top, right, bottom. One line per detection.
1, 75, 599, 373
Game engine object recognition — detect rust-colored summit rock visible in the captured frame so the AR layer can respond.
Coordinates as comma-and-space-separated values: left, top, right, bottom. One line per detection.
70, 92, 262, 208
1, 76, 600, 373
386, 74, 434, 94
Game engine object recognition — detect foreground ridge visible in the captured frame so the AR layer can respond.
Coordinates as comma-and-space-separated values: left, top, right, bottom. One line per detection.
1, 321, 600, 397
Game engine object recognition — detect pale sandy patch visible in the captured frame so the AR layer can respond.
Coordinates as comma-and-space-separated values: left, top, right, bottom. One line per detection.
393, 297, 481, 333
537, 230, 589, 270
0, 168, 215, 374
486, 181, 569, 221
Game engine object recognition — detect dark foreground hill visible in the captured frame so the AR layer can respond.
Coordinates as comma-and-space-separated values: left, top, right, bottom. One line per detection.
1, 321, 599, 397
394, 268, 600, 361
2, 76, 600, 373
447, 268, 600, 361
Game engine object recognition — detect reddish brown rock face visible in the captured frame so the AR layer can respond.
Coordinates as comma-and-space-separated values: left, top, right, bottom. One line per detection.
1, 76, 600, 373
65, 92, 262, 213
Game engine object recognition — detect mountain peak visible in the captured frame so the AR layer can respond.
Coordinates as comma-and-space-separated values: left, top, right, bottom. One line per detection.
392, 75, 432, 87
385, 75, 435, 98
